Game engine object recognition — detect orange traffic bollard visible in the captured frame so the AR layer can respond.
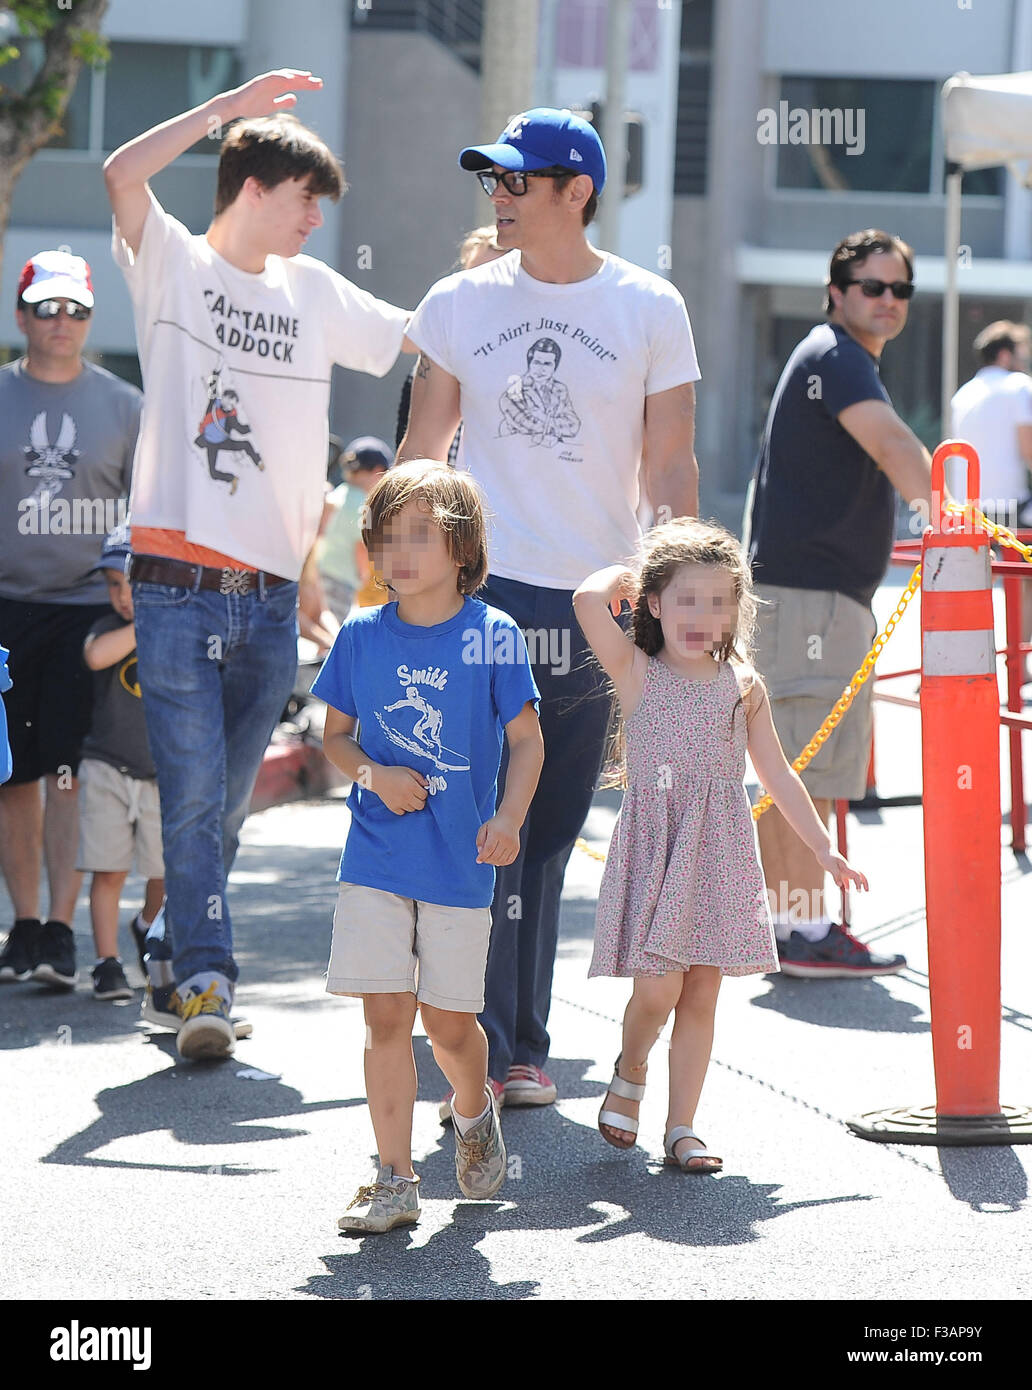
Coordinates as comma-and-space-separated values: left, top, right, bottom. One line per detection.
850, 441, 1032, 1144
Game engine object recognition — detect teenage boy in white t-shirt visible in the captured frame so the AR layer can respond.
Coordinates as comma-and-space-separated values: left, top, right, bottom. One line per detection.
103, 69, 414, 1061
400, 108, 701, 1117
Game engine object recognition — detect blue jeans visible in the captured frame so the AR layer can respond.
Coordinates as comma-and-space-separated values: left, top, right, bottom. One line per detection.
131, 577, 298, 985
478, 575, 612, 1079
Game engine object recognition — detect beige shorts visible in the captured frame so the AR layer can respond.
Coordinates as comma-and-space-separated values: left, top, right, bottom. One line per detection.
327, 881, 493, 1012
76, 757, 164, 878
752, 584, 877, 801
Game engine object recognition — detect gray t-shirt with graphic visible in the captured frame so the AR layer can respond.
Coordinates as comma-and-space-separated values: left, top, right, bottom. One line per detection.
79, 613, 155, 781
0, 358, 142, 604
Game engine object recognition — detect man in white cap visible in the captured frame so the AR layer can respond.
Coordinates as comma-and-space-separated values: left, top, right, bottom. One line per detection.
0, 250, 142, 991
400, 108, 701, 1121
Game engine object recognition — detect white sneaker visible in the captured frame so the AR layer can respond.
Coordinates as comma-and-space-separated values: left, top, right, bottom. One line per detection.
338, 1165, 421, 1233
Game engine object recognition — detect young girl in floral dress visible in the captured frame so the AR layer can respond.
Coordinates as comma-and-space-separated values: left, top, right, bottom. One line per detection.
573, 518, 867, 1173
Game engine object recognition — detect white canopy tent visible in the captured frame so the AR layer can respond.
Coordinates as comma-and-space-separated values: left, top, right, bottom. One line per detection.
941, 70, 1032, 432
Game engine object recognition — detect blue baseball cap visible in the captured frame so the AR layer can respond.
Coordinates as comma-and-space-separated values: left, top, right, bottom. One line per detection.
91, 523, 132, 574
459, 108, 607, 194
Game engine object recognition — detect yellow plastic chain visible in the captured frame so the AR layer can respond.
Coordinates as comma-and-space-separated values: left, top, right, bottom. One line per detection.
750, 566, 921, 820
575, 504, 1031, 861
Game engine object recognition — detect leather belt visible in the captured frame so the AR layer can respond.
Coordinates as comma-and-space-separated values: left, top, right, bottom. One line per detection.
128, 555, 291, 596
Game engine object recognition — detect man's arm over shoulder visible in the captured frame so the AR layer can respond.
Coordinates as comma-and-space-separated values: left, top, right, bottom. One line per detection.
324, 269, 409, 379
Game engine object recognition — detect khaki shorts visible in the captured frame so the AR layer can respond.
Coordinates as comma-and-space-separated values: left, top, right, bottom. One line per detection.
752, 584, 877, 801
327, 881, 493, 1013
76, 757, 164, 878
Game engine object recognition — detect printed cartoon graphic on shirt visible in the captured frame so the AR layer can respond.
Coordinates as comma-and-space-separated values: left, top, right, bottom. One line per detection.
193, 366, 263, 496
119, 656, 141, 698
374, 664, 471, 791
22, 411, 80, 504
498, 337, 581, 448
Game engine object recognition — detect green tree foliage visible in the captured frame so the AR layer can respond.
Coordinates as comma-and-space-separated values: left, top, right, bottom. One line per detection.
0, 0, 110, 281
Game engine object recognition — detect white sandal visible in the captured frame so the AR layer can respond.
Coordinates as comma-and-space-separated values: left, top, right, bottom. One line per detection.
664, 1125, 722, 1173
598, 1054, 646, 1149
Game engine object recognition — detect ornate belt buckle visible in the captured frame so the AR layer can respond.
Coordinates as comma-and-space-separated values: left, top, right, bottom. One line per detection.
219, 567, 252, 596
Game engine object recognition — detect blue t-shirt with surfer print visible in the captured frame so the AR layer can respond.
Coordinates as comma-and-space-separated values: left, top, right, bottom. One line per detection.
311, 596, 540, 908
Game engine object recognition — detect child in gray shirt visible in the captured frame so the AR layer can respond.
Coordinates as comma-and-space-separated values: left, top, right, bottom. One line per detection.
77, 529, 164, 1000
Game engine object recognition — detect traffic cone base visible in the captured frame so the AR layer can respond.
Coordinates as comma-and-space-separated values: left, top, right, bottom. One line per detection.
847, 1104, 1032, 1146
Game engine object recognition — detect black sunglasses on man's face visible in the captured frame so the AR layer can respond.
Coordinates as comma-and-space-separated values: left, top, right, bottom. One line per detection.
842, 278, 914, 301
476, 167, 568, 197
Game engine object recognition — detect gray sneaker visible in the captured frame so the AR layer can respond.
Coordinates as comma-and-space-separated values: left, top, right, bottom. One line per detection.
338, 1165, 421, 1234
453, 1088, 506, 1199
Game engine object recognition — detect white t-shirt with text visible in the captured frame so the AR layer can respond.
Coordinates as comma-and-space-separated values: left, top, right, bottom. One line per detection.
113, 191, 407, 578
407, 250, 700, 589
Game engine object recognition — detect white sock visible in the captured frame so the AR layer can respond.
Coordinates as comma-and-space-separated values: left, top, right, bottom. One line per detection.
452, 1095, 491, 1136
774, 915, 832, 944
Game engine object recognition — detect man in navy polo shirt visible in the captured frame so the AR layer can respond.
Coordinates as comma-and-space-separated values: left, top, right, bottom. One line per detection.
747, 229, 935, 978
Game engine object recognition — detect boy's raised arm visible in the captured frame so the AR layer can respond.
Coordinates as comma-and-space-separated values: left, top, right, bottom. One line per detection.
102, 69, 325, 255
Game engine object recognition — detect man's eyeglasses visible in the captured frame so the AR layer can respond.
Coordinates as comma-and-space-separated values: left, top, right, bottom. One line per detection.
475, 167, 567, 197
842, 278, 914, 301
28, 299, 92, 321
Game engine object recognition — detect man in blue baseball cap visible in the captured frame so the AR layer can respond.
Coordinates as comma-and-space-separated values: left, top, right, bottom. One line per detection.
399, 107, 703, 1141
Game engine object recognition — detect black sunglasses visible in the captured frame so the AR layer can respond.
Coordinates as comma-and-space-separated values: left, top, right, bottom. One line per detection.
475, 167, 568, 197
842, 278, 914, 301
29, 299, 92, 320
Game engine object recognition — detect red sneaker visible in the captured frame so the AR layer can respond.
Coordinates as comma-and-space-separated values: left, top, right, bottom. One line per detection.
438, 1075, 505, 1126
503, 1064, 558, 1107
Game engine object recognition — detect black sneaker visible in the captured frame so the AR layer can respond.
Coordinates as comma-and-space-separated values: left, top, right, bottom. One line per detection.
140, 980, 180, 1029
92, 958, 133, 1001
129, 912, 150, 974
31, 920, 77, 989
0, 919, 41, 981
777, 923, 906, 979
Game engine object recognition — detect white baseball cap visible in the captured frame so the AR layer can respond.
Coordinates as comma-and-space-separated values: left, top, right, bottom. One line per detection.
17, 249, 94, 309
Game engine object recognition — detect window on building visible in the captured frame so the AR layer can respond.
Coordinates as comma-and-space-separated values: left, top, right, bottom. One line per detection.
352, 0, 483, 73
674, 0, 713, 195
103, 45, 240, 155
39, 42, 240, 156
774, 76, 1003, 197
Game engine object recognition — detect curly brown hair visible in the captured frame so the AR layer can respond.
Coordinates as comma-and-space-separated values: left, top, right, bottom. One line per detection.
629, 517, 757, 664
601, 517, 761, 789
362, 459, 489, 597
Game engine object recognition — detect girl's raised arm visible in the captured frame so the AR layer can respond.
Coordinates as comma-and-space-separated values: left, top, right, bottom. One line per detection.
573, 566, 641, 706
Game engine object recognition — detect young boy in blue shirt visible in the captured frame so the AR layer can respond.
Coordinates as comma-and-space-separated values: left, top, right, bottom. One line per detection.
313, 460, 543, 1233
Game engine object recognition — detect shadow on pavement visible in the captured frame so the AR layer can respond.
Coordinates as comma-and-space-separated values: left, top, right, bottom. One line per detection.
41, 1048, 359, 1174
750, 975, 929, 1033
299, 1051, 876, 1300
937, 1146, 1029, 1212
0, 979, 147, 1051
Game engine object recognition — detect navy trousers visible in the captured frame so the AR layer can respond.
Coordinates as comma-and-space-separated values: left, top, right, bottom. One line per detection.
478, 574, 611, 1079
